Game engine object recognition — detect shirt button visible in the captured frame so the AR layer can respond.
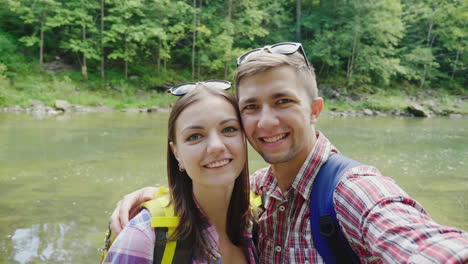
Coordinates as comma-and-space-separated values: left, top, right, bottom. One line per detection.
279, 205, 285, 211
305, 261, 310, 264
275, 245, 282, 252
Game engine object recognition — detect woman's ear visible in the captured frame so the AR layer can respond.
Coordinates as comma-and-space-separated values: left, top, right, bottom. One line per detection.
310, 97, 324, 125
169, 142, 183, 168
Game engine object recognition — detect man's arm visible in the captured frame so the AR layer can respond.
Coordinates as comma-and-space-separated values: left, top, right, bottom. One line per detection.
103, 210, 155, 264
334, 166, 468, 263
109, 187, 158, 235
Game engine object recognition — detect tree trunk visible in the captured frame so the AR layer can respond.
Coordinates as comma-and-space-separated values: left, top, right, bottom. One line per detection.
296, 0, 301, 42
224, 0, 232, 80
100, 0, 105, 79
157, 39, 161, 75
191, 0, 197, 79
420, 21, 435, 89
197, 50, 200, 79
451, 49, 460, 80
196, 0, 203, 79
347, 30, 358, 81
419, 63, 428, 90
125, 60, 128, 80
82, 22, 88, 81
124, 40, 128, 80
426, 21, 433, 46
40, 15, 45, 69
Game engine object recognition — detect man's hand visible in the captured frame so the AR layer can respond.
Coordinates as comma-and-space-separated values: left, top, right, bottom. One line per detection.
109, 187, 159, 235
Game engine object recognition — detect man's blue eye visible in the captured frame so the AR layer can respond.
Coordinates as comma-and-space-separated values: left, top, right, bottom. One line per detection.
278, 99, 292, 104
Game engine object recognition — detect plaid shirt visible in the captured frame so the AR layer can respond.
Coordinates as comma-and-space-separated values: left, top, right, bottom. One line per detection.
250, 131, 468, 263
103, 207, 257, 263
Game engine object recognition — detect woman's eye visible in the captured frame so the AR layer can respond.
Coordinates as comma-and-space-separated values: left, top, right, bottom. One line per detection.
186, 134, 202, 141
222, 126, 238, 134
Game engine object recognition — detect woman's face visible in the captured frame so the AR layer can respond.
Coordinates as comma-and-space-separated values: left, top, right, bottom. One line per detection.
171, 96, 246, 188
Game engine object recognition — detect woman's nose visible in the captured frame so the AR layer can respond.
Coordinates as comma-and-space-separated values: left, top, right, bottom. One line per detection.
206, 132, 226, 154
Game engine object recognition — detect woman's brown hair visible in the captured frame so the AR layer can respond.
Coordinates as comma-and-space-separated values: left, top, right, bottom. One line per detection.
166, 85, 251, 260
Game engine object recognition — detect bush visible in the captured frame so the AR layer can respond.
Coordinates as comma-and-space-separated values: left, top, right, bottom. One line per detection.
0, 64, 10, 106
0, 31, 29, 74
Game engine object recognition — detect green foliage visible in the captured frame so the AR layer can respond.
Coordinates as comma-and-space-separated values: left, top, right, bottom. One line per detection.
304, 0, 405, 89
0, 64, 10, 105
0, 0, 465, 103
0, 30, 30, 75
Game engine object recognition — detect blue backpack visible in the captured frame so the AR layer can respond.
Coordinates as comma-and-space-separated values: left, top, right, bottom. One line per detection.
310, 154, 361, 263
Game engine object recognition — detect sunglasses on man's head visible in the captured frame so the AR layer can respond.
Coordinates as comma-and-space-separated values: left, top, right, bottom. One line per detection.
236, 42, 310, 68
167, 80, 231, 96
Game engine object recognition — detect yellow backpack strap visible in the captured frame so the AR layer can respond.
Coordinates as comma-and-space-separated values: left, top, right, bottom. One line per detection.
141, 187, 182, 264
250, 191, 262, 207
99, 225, 115, 262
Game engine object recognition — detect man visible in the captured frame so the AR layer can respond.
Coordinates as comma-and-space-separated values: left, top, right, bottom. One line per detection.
109, 43, 468, 263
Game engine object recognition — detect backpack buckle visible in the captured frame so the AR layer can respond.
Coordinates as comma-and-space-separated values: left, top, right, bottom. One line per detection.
319, 214, 336, 238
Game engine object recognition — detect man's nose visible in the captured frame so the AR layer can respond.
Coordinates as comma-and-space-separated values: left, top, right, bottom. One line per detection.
258, 106, 279, 129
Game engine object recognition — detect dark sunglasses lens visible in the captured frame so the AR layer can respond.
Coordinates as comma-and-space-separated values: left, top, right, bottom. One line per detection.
238, 49, 261, 65
204, 81, 231, 90
271, 43, 299, 54
171, 84, 196, 95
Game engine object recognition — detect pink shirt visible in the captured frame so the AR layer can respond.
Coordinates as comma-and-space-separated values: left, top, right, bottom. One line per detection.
103, 208, 257, 263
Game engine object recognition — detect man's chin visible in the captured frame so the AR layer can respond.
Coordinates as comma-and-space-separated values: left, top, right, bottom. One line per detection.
260, 152, 293, 165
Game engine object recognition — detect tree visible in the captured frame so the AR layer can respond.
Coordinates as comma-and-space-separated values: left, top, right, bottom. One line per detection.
6, 0, 61, 68
431, 0, 467, 85
105, 0, 148, 79
59, 0, 101, 81
296, 0, 301, 42
100, 0, 105, 79
195, 0, 268, 78
303, 0, 404, 89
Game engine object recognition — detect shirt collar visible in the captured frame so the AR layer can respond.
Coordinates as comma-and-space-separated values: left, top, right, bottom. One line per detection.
291, 131, 339, 200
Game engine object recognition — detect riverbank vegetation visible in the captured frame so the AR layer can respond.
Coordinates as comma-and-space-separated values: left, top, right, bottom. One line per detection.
0, 0, 466, 114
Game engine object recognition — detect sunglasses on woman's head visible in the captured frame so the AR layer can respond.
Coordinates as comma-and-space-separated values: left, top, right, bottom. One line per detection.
236, 42, 310, 68
168, 80, 231, 96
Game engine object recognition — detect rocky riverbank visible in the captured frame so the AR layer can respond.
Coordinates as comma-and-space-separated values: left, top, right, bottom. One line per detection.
0, 99, 170, 116
1, 97, 466, 118
326, 102, 467, 118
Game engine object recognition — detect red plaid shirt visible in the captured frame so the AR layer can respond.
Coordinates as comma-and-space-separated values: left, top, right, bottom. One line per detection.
250, 132, 468, 263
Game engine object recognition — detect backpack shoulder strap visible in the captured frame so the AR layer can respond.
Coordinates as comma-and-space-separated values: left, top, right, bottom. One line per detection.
141, 187, 191, 264
310, 154, 361, 264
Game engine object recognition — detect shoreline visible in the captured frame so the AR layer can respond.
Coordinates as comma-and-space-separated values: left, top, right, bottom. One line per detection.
1, 99, 466, 118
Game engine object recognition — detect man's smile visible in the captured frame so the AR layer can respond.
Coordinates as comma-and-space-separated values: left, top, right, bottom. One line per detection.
259, 133, 289, 143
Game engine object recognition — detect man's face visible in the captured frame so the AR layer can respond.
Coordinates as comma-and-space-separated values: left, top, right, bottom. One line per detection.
237, 65, 320, 166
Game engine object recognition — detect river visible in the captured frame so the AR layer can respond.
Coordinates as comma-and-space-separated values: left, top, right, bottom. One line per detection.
0, 112, 466, 263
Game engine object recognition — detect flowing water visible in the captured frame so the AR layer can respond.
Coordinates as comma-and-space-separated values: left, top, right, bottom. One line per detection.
0, 112, 466, 263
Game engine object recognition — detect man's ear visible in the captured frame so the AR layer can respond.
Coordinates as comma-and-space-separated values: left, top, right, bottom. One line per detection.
310, 97, 324, 124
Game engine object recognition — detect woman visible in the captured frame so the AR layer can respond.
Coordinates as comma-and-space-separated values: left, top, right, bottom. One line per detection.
102, 80, 257, 264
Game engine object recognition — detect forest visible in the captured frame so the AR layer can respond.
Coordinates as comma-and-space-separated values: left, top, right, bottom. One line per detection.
0, 0, 466, 109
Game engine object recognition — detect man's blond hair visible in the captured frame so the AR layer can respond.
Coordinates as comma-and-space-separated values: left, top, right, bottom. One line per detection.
234, 51, 318, 100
